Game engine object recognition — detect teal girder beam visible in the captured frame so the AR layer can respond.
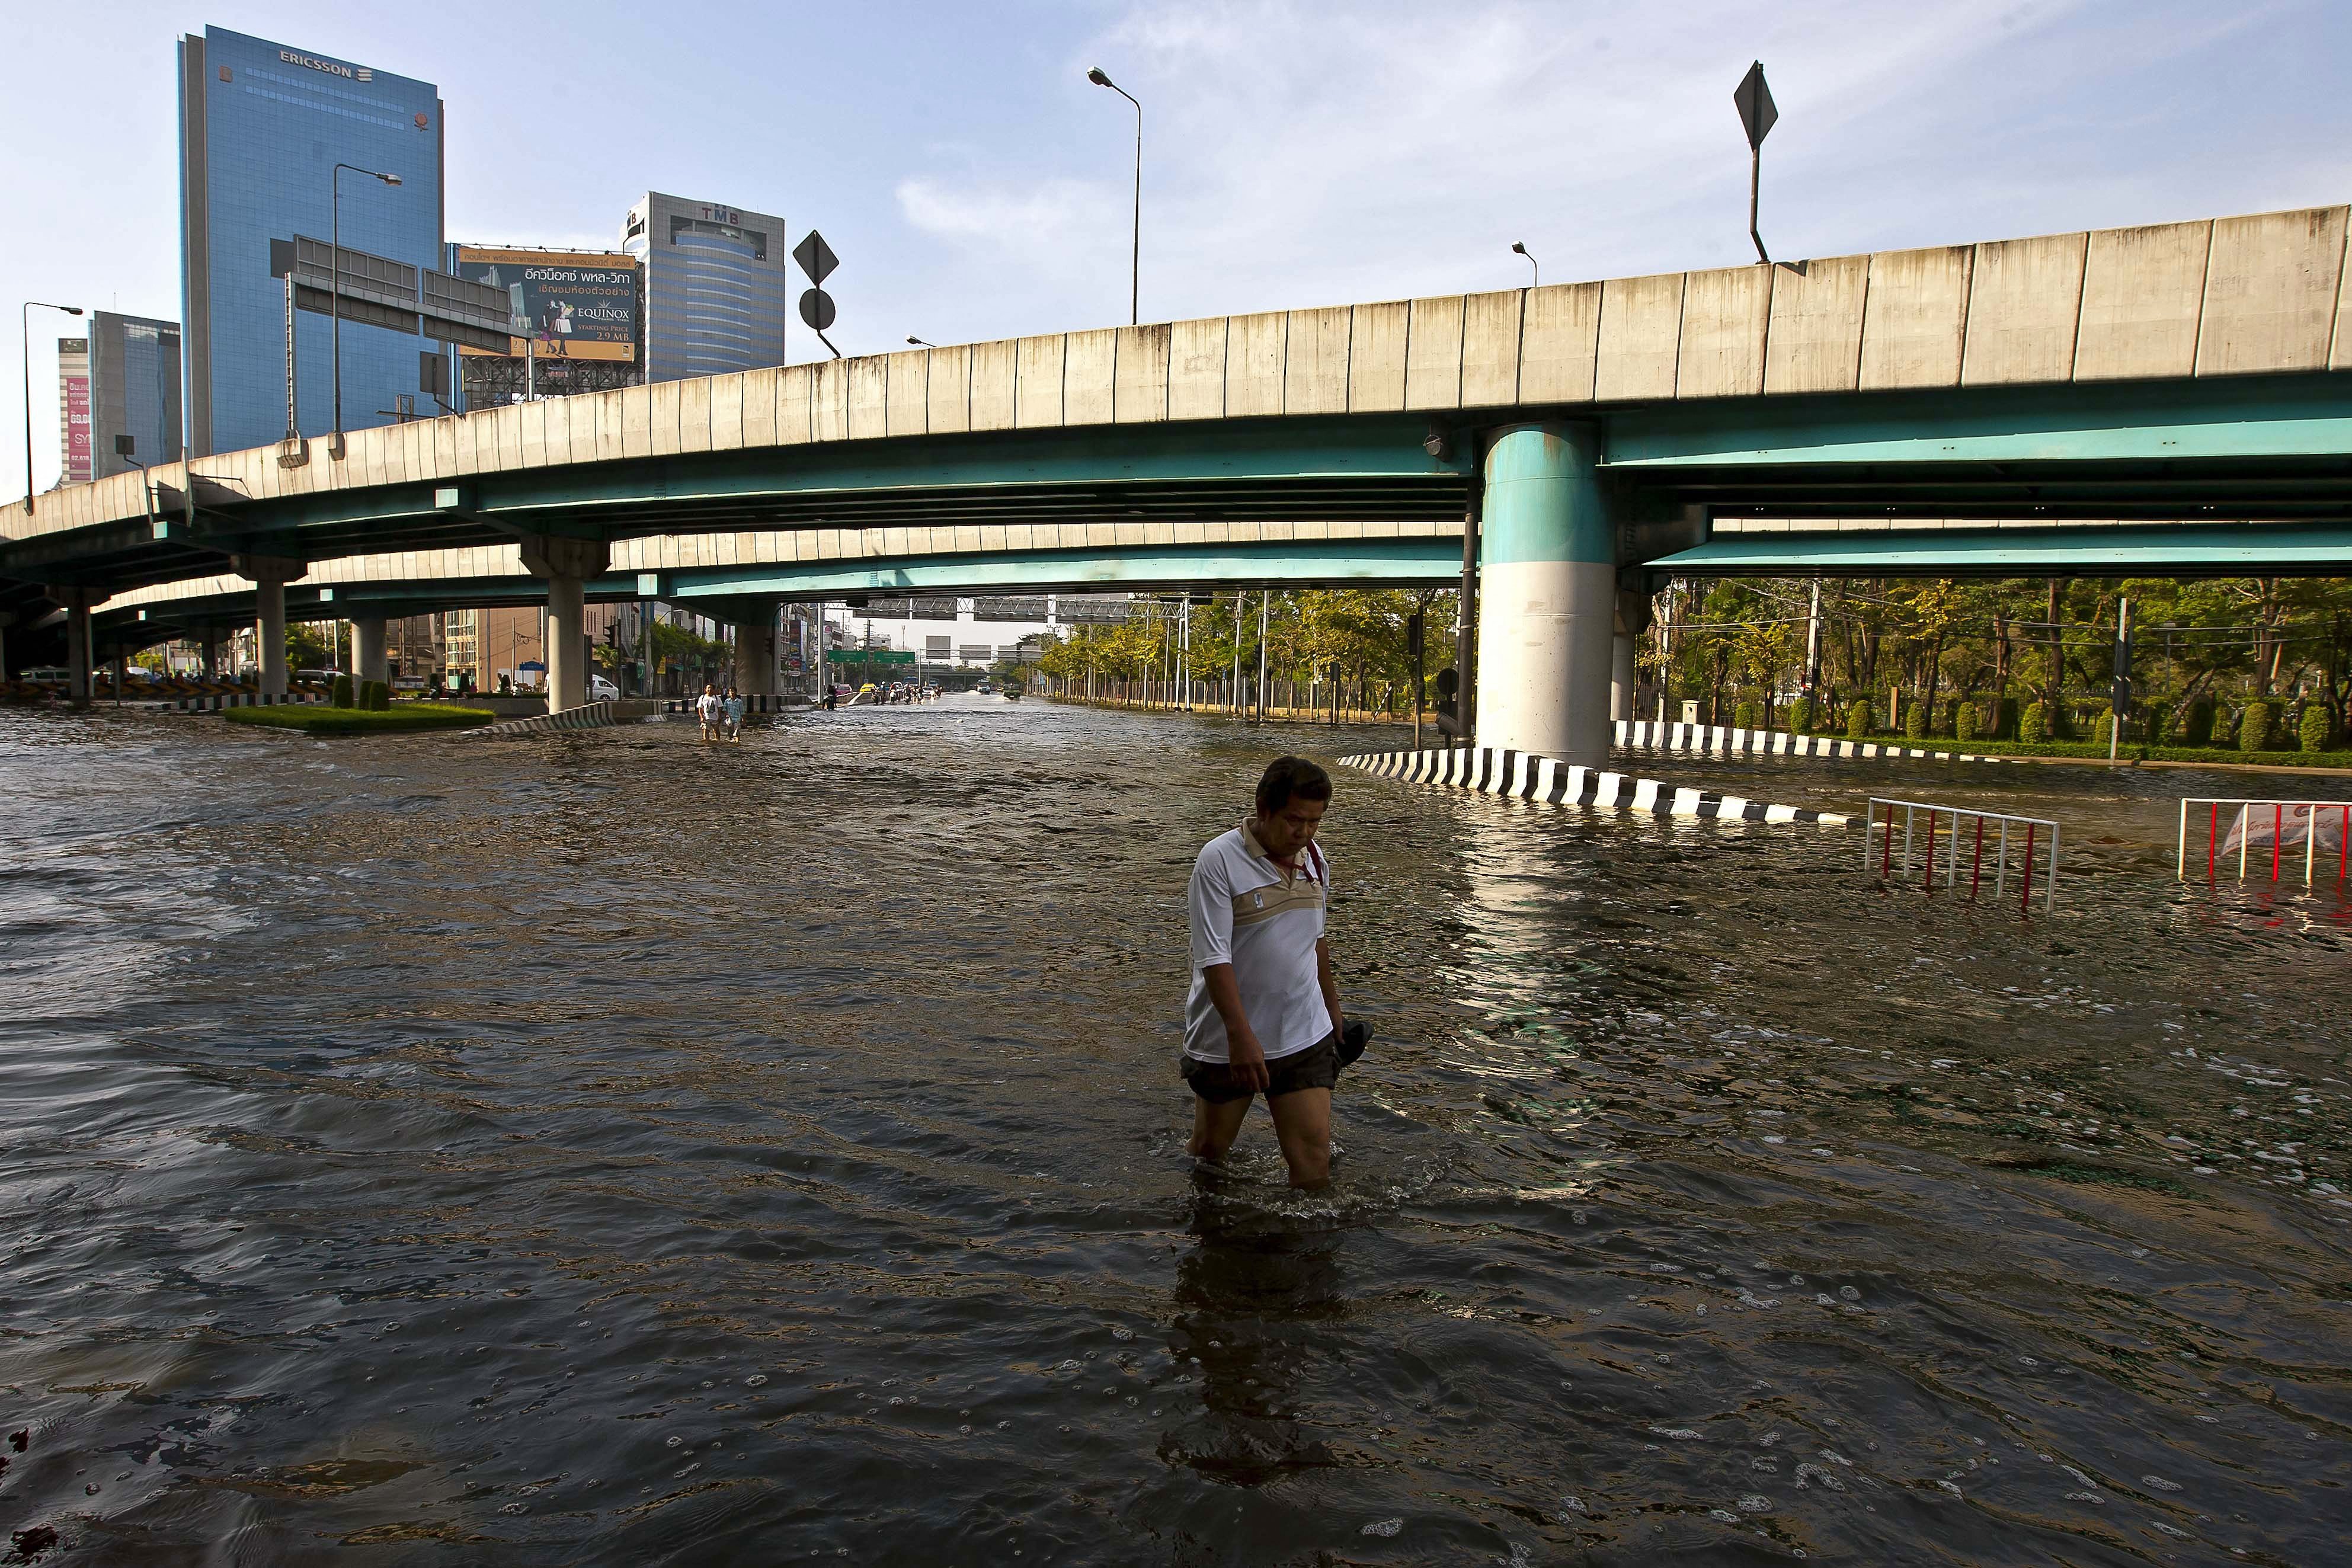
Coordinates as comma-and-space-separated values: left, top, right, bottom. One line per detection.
1602, 375, 2352, 521
665, 536, 1461, 600
1605, 375, 2352, 468
88, 536, 1461, 644
1652, 521, 2352, 578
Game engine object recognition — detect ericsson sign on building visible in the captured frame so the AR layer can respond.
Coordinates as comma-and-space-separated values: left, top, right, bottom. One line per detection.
277, 48, 374, 81
451, 248, 639, 363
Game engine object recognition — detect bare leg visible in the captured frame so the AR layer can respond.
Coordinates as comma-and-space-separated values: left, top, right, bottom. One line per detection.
1188, 1095, 1253, 1162
1268, 1087, 1332, 1188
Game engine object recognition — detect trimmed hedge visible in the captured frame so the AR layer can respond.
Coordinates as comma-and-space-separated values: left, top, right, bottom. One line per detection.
1954, 701, 1982, 742
223, 702, 494, 735
2182, 698, 2216, 747
2093, 708, 2116, 748
1733, 698, 1761, 730
2019, 701, 2050, 744
1903, 697, 1928, 740
2238, 700, 2274, 753
1846, 698, 1874, 740
1784, 696, 1813, 734
2302, 703, 2334, 753
331, 674, 354, 708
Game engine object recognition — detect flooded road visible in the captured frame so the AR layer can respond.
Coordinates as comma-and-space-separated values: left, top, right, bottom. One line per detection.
2, 696, 2347, 1565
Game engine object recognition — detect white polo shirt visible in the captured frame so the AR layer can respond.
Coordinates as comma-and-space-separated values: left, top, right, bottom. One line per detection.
1185, 818, 1332, 1063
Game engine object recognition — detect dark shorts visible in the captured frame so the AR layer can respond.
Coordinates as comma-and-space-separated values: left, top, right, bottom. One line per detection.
1181, 1031, 1340, 1103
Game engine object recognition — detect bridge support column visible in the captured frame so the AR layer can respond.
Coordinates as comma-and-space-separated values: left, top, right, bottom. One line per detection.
708, 597, 781, 706
199, 625, 217, 681
354, 617, 388, 692
519, 534, 607, 713
231, 555, 303, 697
42, 588, 98, 702
67, 603, 92, 702
1473, 424, 1615, 767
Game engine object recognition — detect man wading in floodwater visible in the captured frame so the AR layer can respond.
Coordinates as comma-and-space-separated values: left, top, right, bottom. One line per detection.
1183, 756, 1367, 1188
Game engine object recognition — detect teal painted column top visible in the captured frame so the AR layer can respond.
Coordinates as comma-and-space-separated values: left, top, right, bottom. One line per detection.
1480, 423, 1611, 566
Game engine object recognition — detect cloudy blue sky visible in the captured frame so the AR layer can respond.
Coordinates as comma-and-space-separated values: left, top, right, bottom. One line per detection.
7, 0, 2350, 489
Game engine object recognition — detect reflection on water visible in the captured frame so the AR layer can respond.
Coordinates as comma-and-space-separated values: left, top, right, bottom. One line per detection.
0, 698, 2347, 1564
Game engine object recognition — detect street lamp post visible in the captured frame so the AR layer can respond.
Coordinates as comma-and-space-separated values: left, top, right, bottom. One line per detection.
905, 335, 936, 347
1511, 242, 1538, 287
21, 299, 83, 510
1086, 66, 1142, 325
329, 163, 401, 447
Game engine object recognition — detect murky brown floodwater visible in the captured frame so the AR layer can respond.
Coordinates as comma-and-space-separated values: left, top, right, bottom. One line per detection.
1, 696, 2347, 1566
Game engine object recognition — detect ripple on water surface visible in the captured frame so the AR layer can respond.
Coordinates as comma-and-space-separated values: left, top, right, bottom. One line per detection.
0, 698, 2347, 1564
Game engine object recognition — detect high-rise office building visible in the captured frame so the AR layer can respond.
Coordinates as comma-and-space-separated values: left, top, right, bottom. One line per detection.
177, 26, 444, 456
86, 313, 184, 479
56, 338, 90, 485
621, 193, 788, 383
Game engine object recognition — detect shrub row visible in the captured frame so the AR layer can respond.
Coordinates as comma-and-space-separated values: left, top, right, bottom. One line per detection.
1770, 693, 2340, 753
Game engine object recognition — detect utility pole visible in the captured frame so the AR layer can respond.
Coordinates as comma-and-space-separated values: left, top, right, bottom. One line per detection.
1409, 600, 1427, 750
1257, 591, 1270, 724
2110, 596, 2132, 761
1231, 589, 1244, 717
1804, 577, 1822, 714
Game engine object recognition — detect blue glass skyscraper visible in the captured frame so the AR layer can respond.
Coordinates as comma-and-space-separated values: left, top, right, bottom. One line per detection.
177, 26, 444, 457
622, 194, 788, 383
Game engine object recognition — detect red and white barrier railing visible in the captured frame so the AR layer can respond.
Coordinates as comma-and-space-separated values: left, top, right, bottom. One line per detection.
1866, 797, 2061, 914
2178, 798, 2352, 886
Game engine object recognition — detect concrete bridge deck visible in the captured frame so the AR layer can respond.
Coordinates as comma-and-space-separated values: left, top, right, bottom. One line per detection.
9, 203, 2352, 588
9, 201, 2351, 738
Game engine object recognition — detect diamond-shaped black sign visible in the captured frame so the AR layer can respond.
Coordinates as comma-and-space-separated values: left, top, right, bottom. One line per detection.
793, 231, 839, 285
1734, 62, 1777, 149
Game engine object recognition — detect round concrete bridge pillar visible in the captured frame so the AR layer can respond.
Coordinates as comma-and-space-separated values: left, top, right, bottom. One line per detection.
1473, 424, 1615, 768
231, 555, 303, 697
354, 618, 388, 692
708, 598, 782, 705
518, 535, 609, 713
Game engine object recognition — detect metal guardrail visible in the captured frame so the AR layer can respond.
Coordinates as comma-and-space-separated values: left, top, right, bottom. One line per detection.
1866, 797, 2061, 914
2178, 798, 2352, 886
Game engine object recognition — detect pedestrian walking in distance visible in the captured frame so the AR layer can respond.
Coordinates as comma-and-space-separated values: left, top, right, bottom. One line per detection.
724, 686, 745, 743
1182, 756, 1367, 1189
696, 682, 722, 743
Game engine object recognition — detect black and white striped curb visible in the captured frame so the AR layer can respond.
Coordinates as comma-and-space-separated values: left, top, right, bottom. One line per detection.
110, 692, 327, 712
661, 693, 786, 715
1615, 719, 2025, 764
464, 700, 618, 738
1342, 745, 1855, 826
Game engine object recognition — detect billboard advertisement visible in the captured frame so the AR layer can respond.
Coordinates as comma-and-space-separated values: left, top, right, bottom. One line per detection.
59, 338, 91, 483
450, 248, 638, 361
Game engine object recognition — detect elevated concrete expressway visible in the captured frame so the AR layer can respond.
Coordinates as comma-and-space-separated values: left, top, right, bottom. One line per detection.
89, 519, 1463, 646
9, 203, 2352, 753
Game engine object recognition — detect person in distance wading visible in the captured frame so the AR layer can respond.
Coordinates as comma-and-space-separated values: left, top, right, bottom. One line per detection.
1182, 756, 1369, 1189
